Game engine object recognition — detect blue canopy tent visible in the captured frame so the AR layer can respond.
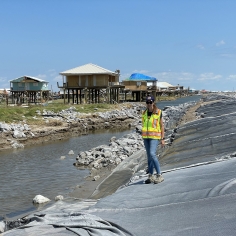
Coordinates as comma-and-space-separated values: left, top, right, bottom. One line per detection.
128, 73, 157, 81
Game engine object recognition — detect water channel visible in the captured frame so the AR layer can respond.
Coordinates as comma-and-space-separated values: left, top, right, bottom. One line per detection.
0, 95, 201, 220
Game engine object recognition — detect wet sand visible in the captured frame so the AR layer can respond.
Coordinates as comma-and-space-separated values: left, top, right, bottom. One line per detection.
69, 167, 113, 199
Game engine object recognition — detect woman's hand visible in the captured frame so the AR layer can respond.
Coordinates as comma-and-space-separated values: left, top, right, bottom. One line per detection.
161, 139, 165, 147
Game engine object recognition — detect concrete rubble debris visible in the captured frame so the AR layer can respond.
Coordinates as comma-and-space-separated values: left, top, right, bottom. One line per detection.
32, 195, 51, 204
55, 195, 64, 201
68, 150, 74, 155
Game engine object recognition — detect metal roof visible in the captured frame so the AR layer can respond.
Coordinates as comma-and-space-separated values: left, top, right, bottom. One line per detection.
60, 63, 117, 75
156, 81, 175, 88
10, 76, 47, 83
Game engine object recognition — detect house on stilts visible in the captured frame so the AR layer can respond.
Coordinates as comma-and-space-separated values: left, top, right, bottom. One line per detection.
121, 73, 158, 101
10, 76, 50, 104
122, 73, 189, 101
57, 63, 124, 104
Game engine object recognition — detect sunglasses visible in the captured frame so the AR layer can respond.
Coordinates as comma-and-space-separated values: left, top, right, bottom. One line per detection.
146, 101, 153, 104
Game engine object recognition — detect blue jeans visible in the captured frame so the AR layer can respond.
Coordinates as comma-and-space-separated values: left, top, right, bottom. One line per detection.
143, 138, 161, 175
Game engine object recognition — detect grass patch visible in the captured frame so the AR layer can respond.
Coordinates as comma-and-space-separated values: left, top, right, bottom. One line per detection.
0, 101, 126, 124
0, 95, 179, 124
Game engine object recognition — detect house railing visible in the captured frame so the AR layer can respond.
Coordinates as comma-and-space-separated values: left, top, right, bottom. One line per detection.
57, 82, 68, 88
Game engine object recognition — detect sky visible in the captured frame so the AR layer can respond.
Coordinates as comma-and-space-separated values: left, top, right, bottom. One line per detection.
1, 0, 236, 92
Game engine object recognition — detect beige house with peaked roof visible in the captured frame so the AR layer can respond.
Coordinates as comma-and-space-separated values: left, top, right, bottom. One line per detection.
58, 63, 124, 104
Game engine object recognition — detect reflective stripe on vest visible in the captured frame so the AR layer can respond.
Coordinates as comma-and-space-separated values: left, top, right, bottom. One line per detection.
142, 109, 162, 139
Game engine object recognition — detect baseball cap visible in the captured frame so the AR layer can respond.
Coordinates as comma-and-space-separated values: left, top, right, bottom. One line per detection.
146, 96, 155, 102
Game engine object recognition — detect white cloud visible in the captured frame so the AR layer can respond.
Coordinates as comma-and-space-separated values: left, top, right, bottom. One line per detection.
48, 69, 57, 77
120, 73, 131, 81
53, 75, 61, 81
197, 44, 205, 50
227, 74, 236, 80
0, 77, 10, 89
178, 72, 194, 81
133, 69, 149, 74
198, 73, 222, 81
36, 74, 47, 79
0, 77, 7, 82
219, 53, 235, 58
216, 40, 225, 46
153, 72, 195, 82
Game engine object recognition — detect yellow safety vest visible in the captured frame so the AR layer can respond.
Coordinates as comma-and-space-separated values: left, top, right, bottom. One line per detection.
142, 108, 162, 139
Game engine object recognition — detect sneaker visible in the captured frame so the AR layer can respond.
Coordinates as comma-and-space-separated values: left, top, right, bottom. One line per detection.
154, 174, 164, 184
145, 174, 155, 184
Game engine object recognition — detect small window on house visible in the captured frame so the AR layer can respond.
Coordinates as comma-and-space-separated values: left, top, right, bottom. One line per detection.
33, 83, 38, 86
18, 83, 23, 87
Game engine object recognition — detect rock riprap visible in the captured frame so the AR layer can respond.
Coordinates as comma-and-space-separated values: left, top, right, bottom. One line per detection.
74, 101, 197, 172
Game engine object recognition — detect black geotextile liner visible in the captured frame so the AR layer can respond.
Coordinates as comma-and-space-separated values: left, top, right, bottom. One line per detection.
86, 96, 236, 236
2, 206, 135, 236
158, 98, 236, 170
88, 157, 236, 236
198, 99, 236, 118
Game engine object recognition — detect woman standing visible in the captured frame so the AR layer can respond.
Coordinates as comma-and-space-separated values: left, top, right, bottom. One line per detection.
142, 95, 165, 184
